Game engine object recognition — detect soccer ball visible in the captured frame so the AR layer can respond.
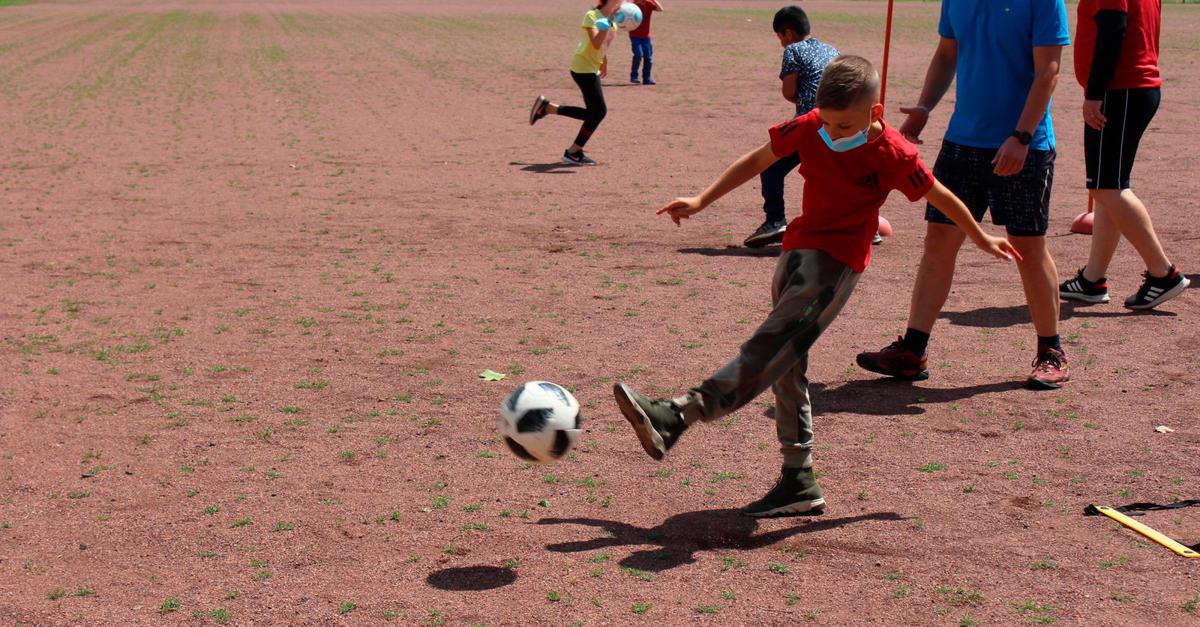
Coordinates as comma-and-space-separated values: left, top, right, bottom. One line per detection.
613, 2, 643, 32
498, 381, 582, 464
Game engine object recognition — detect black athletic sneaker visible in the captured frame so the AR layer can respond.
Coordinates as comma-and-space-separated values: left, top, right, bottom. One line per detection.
743, 220, 787, 248
1125, 266, 1190, 310
741, 466, 825, 518
562, 150, 596, 166
1059, 268, 1110, 304
612, 383, 688, 460
529, 95, 549, 126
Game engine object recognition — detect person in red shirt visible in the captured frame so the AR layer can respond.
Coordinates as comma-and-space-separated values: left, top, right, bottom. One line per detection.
628, 0, 662, 84
610, 56, 1018, 517
1059, 0, 1189, 309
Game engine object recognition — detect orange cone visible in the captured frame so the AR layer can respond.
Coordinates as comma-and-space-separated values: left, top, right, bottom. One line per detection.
1071, 197, 1094, 235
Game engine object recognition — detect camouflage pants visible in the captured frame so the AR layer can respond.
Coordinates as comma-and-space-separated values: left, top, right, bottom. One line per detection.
677, 249, 859, 469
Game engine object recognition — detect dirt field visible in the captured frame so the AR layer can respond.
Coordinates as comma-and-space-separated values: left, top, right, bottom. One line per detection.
1, 0, 1198, 624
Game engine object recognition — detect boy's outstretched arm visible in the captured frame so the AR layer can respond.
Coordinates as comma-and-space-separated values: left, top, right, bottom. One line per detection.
924, 180, 1022, 262
657, 142, 778, 225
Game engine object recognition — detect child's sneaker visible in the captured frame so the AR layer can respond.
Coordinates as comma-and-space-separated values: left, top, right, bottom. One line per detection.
1124, 266, 1189, 310
1059, 268, 1110, 304
872, 231, 884, 245
529, 95, 549, 126
643, 78, 656, 85
743, 219, 787, 248
856, 338, 929, 381
612, 383, 688, 460
630, 76, 640, 84
741, 466, 825, 518
1027, 346, 1069, 390
562, 150, 596, 166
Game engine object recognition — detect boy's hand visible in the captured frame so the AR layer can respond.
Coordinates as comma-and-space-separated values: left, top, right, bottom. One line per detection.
974, 233, 1023, 263
657, 197, 705, 226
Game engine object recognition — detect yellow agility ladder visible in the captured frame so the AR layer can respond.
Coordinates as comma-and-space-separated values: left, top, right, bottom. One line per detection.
1084, 501, 1200, 559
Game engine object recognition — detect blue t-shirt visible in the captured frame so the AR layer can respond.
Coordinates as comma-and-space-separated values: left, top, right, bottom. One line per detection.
939, 0, 1070, 151
780, 38, 840, 117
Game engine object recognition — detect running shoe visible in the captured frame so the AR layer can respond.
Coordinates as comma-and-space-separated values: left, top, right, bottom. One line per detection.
1124, 266, 1190, 310
1027, 347, 1069, 390
856, 337, 930, 381
529, 95, 549, 126
743, 219, 787, 248
1059, 268, 1110, 304
562, 150, 596, 166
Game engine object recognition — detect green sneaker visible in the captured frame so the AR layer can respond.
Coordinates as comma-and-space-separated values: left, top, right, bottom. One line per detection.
612, 382, 688, 460
740, 466, 825, 518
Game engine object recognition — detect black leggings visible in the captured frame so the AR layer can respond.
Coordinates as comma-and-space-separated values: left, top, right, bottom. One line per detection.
557, 71, 607, 149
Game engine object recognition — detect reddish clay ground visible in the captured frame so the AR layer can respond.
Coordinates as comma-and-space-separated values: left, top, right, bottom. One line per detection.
0, 0, 1197, 624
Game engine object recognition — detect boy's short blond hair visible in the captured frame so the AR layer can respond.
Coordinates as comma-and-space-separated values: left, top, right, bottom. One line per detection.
816, 55, 881, 110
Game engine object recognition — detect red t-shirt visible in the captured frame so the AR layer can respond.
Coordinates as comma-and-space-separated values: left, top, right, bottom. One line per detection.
769, 111, 934, 273
628, 0, 655, 38
1074, 0, 1161, 90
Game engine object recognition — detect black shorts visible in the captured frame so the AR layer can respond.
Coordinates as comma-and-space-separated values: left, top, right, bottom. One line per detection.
925, 140, 1055, 237
1085, 87, 1160, 190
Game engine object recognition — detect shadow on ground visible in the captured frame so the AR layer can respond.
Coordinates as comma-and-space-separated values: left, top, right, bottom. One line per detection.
510, 161, 578, 174
426, 565, 518, 591
938, 301, 1176, 328
538, 509, 903, 572
677, 246, 781, 258
798, 379, 1026, 417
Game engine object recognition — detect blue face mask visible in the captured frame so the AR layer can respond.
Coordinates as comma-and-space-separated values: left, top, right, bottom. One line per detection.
819, 122, 871, 152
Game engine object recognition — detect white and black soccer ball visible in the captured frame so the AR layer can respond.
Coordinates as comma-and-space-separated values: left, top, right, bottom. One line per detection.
498, 381, 582, 464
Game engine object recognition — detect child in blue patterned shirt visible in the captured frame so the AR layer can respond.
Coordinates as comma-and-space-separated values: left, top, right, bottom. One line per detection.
744, 6, 840, 248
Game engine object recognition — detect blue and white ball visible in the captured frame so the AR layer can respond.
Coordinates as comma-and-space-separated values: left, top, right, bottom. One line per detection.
498, 381, 582, 464
613, 2, 643, 32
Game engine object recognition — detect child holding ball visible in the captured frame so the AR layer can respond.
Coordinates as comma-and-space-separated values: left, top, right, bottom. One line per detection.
528, 0, 623, 166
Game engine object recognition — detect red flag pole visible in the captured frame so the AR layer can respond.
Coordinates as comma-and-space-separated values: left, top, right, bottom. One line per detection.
880, 0, 895, 106
877, 0, 897, 241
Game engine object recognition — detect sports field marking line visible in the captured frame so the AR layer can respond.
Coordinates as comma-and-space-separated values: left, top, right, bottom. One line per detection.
1092, 506, 1200, 558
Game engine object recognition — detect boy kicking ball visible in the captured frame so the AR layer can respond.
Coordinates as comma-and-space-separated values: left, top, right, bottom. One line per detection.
613, 56, 1020, 517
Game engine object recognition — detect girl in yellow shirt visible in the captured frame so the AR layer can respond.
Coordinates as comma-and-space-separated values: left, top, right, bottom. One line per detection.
529, 0, 622, 165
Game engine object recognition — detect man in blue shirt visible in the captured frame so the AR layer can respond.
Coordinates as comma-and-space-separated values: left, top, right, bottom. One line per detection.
856, 0, 1073, 390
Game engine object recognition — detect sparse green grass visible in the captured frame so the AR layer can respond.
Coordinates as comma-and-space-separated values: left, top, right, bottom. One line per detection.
1183, 591, 1199, 613
937, 587, 984, 606
1011, 600, 1056, 624
720, 556, 747, 572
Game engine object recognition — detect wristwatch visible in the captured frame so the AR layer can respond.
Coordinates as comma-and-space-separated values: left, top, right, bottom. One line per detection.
1011, 130, 1033, 146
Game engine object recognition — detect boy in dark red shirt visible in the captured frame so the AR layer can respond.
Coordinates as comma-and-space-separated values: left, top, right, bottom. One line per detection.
628, 0, 662, 84
1059, 0, 1189, 309
612, 56, 1019, 517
